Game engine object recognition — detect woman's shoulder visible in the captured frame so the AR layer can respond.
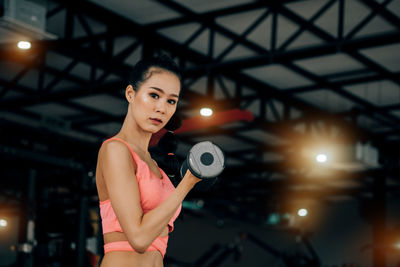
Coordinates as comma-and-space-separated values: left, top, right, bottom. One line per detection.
102, 137, 128, 150
101, 138, 143, 166
99, 138, 134, 160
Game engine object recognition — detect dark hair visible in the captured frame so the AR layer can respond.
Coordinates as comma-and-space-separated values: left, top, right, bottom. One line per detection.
128, 55, 181, 92
149, 118, 182, 186
164, 111, 182, 132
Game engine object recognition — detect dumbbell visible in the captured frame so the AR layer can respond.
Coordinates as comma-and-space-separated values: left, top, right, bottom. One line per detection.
180, 141, 225, 180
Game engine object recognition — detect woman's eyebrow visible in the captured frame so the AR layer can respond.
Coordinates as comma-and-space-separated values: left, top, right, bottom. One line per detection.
150, 87, 179, 98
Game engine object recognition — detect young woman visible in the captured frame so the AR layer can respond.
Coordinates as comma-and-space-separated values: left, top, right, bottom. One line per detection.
95, 56, 200, 266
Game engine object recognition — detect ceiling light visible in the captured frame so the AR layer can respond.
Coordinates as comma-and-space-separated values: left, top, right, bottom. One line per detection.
0, 218, 7, 228
316, 153, 327, 163
297, 208, 308, 217
200, 107, 213, 117
17, 41, 31, 50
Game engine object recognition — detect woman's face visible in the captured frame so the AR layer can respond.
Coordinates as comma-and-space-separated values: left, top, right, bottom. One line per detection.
127, 68, 181, 133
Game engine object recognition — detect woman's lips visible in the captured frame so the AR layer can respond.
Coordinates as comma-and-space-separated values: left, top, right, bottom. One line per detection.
150, 118, 162, 125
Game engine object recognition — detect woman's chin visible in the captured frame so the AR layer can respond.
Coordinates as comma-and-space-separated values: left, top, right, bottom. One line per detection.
143, 125, 163, 134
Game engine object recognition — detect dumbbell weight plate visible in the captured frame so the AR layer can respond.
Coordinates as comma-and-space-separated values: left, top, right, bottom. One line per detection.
180, 141, 225, 179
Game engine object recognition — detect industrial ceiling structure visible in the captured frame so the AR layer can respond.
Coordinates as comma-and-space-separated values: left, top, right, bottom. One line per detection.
0, 0, 399, 266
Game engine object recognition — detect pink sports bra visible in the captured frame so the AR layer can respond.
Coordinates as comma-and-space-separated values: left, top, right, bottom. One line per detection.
99, 137, 182, 234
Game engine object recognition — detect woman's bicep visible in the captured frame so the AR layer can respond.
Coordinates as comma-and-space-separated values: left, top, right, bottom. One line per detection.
99, 142, 143, 235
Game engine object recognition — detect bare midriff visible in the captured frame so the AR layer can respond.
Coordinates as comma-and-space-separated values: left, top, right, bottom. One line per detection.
100, 250, 163, 267
100, 227, 169, 267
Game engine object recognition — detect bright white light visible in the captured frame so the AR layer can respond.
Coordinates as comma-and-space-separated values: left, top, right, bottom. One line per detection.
298, 208, 308, 217
316, 153, 327, 163
200, 107, 213, 117
0, 219, 7, 228
18, 41, 31, 50
395, 241, 400, 249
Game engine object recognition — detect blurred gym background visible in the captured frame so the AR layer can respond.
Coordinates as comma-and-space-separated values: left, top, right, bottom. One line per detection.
0, 0, 399, 266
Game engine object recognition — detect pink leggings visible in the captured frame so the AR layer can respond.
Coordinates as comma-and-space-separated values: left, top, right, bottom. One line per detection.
104, 236, 168, 258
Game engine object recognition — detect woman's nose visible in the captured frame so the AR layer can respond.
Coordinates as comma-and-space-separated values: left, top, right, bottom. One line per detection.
156, 101, 166, 113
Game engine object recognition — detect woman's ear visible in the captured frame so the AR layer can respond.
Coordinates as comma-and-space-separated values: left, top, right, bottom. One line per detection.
125, 85, 135, 103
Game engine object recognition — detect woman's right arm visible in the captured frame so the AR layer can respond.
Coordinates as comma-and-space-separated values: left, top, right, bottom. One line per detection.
100, 141, 199, 253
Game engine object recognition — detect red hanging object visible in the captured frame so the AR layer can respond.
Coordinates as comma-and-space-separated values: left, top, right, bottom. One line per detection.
149, 108, 254, 146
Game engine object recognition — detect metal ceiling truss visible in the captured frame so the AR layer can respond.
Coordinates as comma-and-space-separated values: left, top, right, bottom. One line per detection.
1, 0, 399, 199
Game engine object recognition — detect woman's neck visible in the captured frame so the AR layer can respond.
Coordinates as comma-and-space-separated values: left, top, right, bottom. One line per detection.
117, 115, 152, 154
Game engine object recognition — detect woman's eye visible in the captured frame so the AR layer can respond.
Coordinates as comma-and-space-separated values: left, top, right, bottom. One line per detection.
168, 99, 177, 105
150, 93, 159, 99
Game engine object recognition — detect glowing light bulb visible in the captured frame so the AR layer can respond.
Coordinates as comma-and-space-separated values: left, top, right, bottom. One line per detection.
267, 213, 280, 225
200, 107, 213, 117
298, 208, 308, 217
18, 41, 31, 50
0, 219, 7, 228
316, 153, 327, 163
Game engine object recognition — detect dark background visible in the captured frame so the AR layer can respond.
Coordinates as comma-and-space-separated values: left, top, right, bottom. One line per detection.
0, 0, 400, 266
